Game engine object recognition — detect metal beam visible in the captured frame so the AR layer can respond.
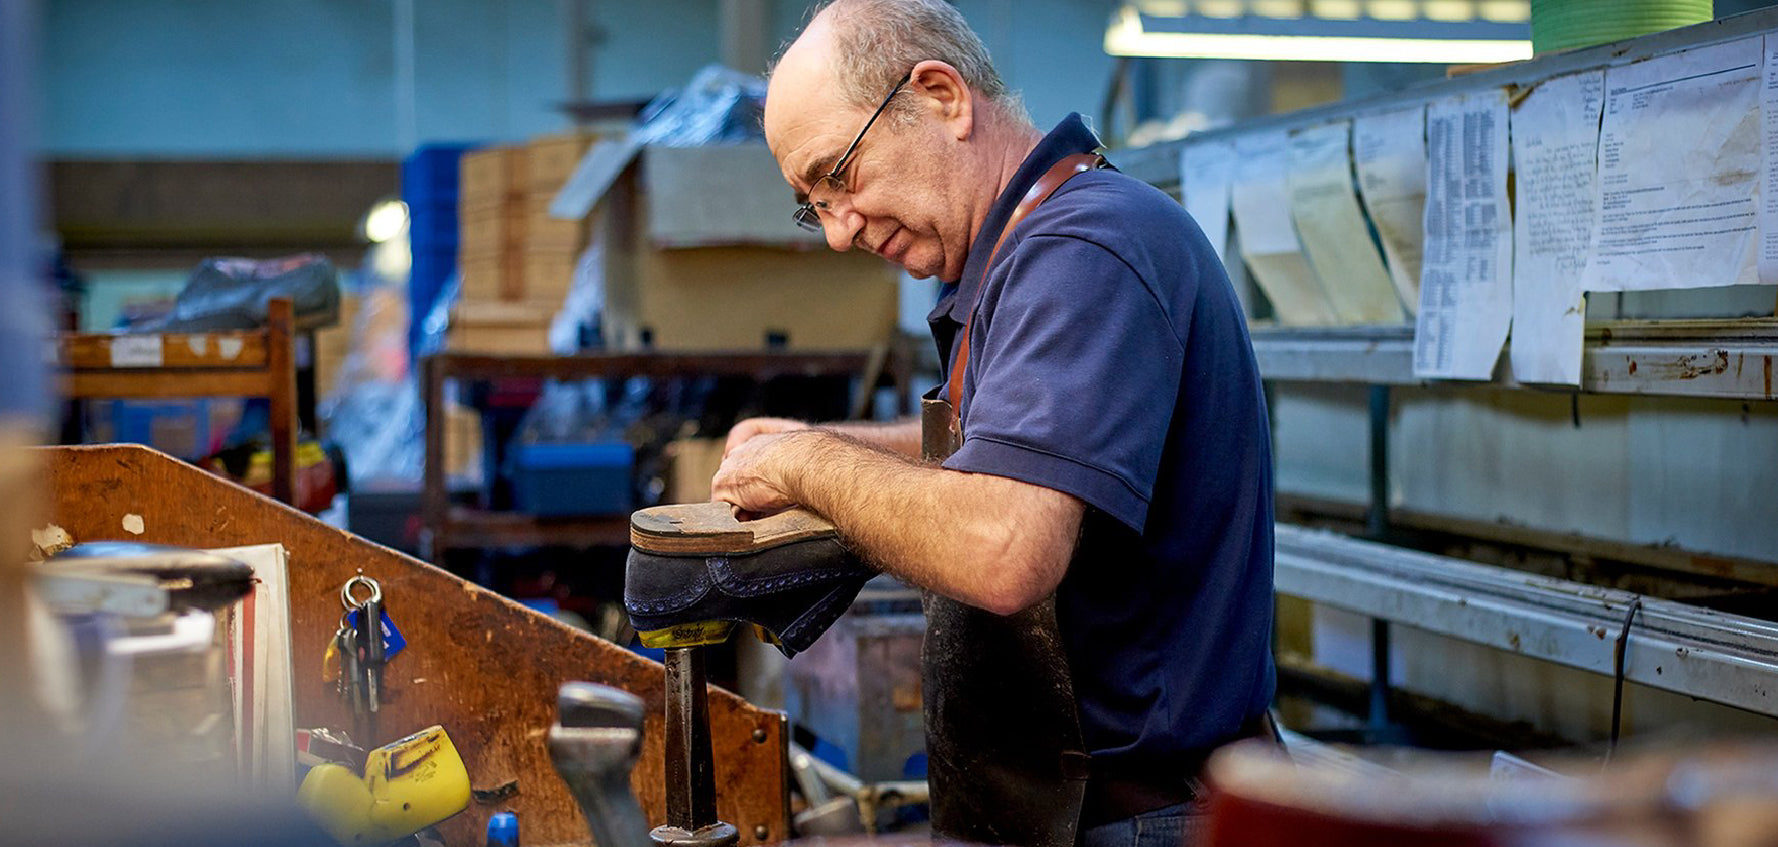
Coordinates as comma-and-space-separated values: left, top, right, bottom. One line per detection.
1251, 320, 1778, 401
1275, 524, 1778, 718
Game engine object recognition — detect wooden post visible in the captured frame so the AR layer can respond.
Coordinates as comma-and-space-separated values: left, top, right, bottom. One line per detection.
266, 297, 297, 505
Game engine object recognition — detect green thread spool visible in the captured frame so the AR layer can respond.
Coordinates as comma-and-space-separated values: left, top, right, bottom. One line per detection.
1530, 0, 1712, 55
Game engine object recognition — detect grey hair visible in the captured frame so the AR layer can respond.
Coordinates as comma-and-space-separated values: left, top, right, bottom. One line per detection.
798, 0, 1029, 125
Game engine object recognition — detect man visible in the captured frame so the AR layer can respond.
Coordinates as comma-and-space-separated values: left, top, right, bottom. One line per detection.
715, 1, 1276, 845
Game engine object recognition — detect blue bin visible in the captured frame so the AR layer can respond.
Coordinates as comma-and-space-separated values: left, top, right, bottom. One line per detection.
509, 441, 635, 517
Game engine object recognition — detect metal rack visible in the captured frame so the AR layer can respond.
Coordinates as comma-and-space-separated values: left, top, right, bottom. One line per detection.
419, 348, 911, 563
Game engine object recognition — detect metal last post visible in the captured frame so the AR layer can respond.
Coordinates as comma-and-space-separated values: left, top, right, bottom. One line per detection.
651, 646, 739, 847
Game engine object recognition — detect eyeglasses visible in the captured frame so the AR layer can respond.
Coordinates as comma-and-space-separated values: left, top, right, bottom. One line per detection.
792, 77, 910, 233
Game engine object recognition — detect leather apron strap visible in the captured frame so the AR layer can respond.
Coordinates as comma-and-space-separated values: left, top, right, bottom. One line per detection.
919, 150, 1103, 847
946, 152, 1104, 428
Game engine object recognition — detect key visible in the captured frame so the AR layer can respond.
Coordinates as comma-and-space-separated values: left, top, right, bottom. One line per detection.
340, 625, 364, 718
361, 595, 386, 714
329, 618, 354, 696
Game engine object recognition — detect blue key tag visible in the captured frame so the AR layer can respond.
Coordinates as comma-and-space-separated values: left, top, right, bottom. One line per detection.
347, 608, 409, 660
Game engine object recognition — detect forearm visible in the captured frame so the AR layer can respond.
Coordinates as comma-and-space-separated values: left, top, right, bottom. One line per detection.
814, 417, 922, 458
775, 431, 1080, 614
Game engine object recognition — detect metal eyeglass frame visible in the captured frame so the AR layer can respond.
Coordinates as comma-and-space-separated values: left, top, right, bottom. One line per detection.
791, 77, 910, 233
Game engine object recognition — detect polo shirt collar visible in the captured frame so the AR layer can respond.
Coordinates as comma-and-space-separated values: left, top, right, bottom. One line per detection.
935, 112, 1103, 326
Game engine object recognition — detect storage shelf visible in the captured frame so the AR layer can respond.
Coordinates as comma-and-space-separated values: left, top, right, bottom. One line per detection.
1276, 524, 1778, 718
420, 348, 912, 560
1252, 318, 1778, 401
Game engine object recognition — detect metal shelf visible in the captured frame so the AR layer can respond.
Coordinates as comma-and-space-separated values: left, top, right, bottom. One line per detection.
1251, 319, 1778, 401
1275, 524, 1778, 718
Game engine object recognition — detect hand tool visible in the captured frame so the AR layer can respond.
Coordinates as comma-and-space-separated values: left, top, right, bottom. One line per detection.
547, 682, 652, 847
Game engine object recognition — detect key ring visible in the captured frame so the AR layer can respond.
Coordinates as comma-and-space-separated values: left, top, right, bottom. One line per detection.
341, 575, 382, 611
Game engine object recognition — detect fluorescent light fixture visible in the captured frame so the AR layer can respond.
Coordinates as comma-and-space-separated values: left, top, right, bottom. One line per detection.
1365, 0, 1417, 21
1104, 4, 1532, 63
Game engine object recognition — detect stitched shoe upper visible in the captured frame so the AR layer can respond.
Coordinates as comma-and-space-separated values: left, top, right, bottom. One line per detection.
625, 538, 876, 658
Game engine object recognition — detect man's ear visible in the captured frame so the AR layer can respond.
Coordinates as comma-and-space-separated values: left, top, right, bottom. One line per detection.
908, 59, 973, 141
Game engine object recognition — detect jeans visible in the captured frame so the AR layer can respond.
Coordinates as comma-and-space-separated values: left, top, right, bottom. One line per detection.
1076, 803, 1205, 847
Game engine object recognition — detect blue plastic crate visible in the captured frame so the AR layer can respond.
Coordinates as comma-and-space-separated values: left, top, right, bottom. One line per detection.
400, 142, 476, 209
408, 201, 460, 252
509, 441, 635, 517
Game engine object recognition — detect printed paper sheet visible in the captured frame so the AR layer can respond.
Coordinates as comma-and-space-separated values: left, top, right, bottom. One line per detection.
1510, 70, 1607, 386
1230, 130, 1340, 325
1180, 138, 1235, 266
1287, 121, 1406, 324
1760, 34, 1778, 285
1580, 36, 1761, 293
1353, 105, 1429, 313
1415, 89, 1514, 380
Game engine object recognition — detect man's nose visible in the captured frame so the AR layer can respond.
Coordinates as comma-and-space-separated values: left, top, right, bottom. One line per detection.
822, 206, 862, 253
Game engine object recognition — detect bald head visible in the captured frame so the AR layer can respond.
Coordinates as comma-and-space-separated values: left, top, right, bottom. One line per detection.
761, 0, 1042, 281
773, 0, 1022, 119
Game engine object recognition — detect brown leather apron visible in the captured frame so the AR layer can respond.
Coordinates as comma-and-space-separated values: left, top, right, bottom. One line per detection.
920, 152, 1102, 847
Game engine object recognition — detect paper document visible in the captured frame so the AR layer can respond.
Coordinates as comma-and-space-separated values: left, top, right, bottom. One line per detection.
1580, 36, 1761, 293
1354, 106, 1429, 313
1288, 121, 1405, 324
218, 543, 295, 793
1510, 71, 1607, 386
1760, 35, 1778, 285
1415, 89, 1514, 380
1229, 130, 1340, 325
1180, 138, 1235, 266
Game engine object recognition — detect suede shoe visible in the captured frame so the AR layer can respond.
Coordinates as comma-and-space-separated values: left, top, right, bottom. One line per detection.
624, 503, 875, 658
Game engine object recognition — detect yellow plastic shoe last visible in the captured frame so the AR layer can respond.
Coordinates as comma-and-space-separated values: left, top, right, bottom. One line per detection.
297, 725, 471, 845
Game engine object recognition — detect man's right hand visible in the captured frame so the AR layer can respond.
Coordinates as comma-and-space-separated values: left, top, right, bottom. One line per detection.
724, 417, 811, 458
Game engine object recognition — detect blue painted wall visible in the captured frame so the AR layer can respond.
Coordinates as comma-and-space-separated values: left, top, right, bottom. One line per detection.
40, 0, 1119, 157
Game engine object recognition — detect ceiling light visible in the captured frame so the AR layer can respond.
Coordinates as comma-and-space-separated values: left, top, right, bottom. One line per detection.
362, 199, 409, 244
1366, 0, 1418, 20
1104, 4, 1532, 63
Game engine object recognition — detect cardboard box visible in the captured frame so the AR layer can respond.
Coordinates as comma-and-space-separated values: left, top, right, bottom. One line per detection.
596, 153, 898, 351
641, 145, 829, 248
314, 292, 361, 399
448, 300, 555, 355
605, 245, 897, 350
663, 437, 726, 504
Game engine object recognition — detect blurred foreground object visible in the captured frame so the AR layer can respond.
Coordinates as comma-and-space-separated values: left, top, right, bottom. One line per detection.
1205, 738, 1778, 847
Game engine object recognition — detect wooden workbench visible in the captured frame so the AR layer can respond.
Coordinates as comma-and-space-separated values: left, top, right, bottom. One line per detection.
34, 443, 790, 846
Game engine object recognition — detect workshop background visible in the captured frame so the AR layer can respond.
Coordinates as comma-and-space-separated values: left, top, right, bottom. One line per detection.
11, 0, 1778, 844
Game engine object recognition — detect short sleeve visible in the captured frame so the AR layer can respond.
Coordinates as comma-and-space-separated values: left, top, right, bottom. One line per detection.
944, 233, 1187, 532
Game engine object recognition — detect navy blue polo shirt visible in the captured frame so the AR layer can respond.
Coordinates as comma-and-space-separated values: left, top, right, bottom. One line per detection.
928, 114, 1276, 776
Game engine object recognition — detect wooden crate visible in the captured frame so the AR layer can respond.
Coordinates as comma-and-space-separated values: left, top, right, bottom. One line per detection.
458, 145, 528, 213
525, 192, 588, 254
527, 131, 595, 192
448, 299, 555, 355
522, 248, 577, 305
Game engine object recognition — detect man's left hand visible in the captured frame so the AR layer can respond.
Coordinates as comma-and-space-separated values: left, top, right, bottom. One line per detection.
711, 429, 807, 518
